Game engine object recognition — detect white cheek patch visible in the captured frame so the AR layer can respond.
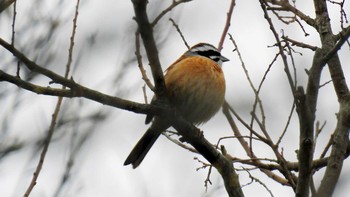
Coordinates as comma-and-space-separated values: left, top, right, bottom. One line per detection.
209, 55, 220, 59
187, 43, 227, 66
217, 60, 223, 67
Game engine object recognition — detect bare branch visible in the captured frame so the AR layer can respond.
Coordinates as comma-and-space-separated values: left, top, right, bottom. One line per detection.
313, 1, 350, 196
132, 1, 244, 196
228, 34, 267, 131
282, 36, 318, 51
242, 167, 275, 197
151, 0, 192, 27
319, 134, 334, 159
259, 0, 296, 99
294, 87, 314, 197
264, 0, 316, 27
278, 103, 296, 146
169, 18, 190, 49
224, 102, 267, 143
222, 102, 291, 186
218, 0, 236, 51
170, 116, 244, 197
132, 0, 166, 98
11, 0, 16, 45
0, 70, 70, 96
23, 1, 81, 195
322, 25, 350, 64
0, 38, 159, 115
163, 131, 197, 153
135, 32, 155, 91
0, 0, 15, 13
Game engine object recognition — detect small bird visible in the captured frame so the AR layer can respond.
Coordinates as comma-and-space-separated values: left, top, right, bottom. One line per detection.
124, 43, 229, 168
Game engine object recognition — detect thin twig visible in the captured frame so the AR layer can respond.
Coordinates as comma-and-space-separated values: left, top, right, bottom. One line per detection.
319, 134, 334, 159
133, 0, 167, 98
11, 0, 21, 78
217, 135, 263, 145
257, 53, 278, 95
224, 102, 267, 144
282, 35, 318, 51
264, 0, 316, 27
319, 79, 332, 89
228, 34, 266, 129
241, 167, 275, 197
204, 164, 213, 192
23, 1, 80, 196
151, 0, 192, 27
135, 32, 155, 91
315, 120, 327, 141
11, 0, 16, 45
283, 34, 299, 90
229, 34, 268, 155
163, 131, 197, 153
64, 0, 80, 79
222, 102, 290, 186
23, 95, 64, 197
250, 113, 272, 142
169, 18, 189, 49
218, 0, 236, 51
142, 84, 148, 104
276, 102, 296, 146
0, 36, 162, 115
259, 0, 296, 95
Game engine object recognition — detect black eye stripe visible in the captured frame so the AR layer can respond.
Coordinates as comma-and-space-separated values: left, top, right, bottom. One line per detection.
187, 44, 226, 63
196, 50, 221, 60
211, 57, 221, 62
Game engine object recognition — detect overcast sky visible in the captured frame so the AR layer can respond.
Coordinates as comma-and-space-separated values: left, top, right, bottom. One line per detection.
1, 0, 350, 197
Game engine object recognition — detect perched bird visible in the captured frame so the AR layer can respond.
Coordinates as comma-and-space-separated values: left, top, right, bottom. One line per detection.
124, 43, 229, 168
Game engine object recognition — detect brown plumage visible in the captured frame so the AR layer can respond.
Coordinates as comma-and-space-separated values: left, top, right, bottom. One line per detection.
124, 43, 228, 168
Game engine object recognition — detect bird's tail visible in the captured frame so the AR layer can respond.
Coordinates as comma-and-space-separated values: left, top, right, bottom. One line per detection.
124, 127, 162, 168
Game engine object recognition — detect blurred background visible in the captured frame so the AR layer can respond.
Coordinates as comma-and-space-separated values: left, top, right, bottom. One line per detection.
0, 0, 350, 196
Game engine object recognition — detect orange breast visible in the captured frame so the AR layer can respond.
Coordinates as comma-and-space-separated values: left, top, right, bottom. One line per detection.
164, 56, 226, 124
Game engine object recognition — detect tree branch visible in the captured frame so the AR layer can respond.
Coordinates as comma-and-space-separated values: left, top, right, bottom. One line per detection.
313, 0, 350, 196
0, 70, 71, 96
322, 25, 350, 64
281, 35, 318, 51
264, 0, 316, 27
131, 1, 243, 196
151, 0, 192, 27
218, 0, 235, 51
0, 0, 15, 13
0, 37, 162, 116
171, 116, 244, 197
295, 87, 314, 197
223, 102, 290, 186
132, 0, 166, 98
24, 0, 80, 195
293, 47, 325, 196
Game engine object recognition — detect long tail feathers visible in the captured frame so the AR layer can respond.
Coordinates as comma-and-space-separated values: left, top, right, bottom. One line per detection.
124, 128, 162, 168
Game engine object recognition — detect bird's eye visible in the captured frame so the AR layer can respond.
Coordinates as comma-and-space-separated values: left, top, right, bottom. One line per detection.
196, 50, 221, 62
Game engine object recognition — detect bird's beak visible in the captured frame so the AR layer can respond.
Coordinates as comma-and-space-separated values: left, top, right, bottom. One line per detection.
220, 55, 229, 62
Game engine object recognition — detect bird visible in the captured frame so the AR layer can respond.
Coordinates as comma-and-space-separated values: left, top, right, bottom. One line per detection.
124, 43, 229, 168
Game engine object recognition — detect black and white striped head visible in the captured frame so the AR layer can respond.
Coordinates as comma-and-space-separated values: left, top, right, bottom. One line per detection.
186, 43, 229, 66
